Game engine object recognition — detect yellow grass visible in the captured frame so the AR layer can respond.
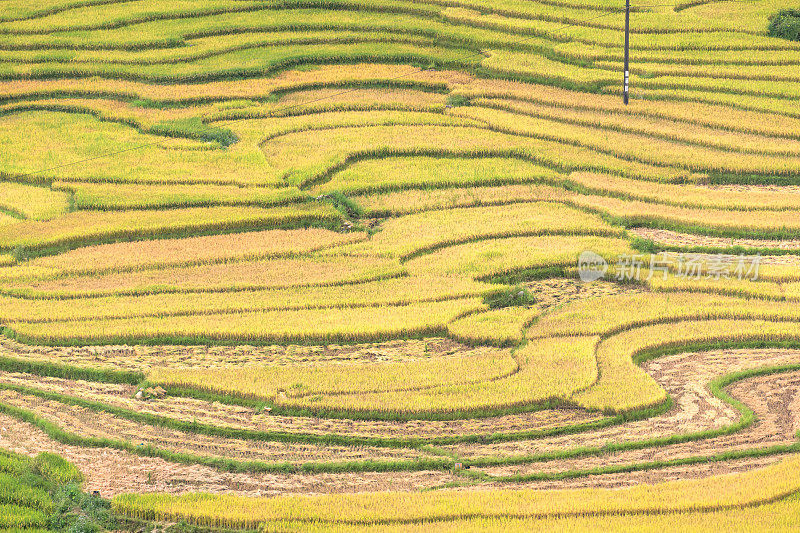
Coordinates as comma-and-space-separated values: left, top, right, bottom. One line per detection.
348, 202, 620, 259
453, 106, 800, 176
263, 123, 688, 189
352, 184, 567, 216
0, 203, 339, 251
474, 97, 800, 157
149, 346, 517, 401
282, 494, 800, 532
0, 65, 468, 104
1, 228, 364, 279
529, 291, 800, 339
276, 87, 447, 109
0, 276, 499, 322
3, 255, 404, 298
568, 194, 800, 235
574, 319, 800, 412
111, 454, 800, 529
0, 111, 273, 186
405, 235, 635, 278
648, 275, 785, 300
57, 181, 308, 210
6, 298, 487, 345
4, 0, 800, 509
447, 306, 541, 346
0, 181, 70, 220
276, 336, 598, 413
315, 156, 560, 194
353, 183, 800, 240
453, 79, 800, 139
565, 171, 800, 211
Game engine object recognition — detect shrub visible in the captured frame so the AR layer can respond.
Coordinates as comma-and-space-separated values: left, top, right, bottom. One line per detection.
768, 10, 800, 41
484, 285, 537, 309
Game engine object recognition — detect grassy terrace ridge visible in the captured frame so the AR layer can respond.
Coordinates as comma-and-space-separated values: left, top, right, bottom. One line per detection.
1, 0, 800, 529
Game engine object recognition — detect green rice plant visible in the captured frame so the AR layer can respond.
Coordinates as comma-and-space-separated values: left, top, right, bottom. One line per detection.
29, 452, 82, 485
0, 451, 28, 477
0, 473, 52, 511
0, 504, 47, 529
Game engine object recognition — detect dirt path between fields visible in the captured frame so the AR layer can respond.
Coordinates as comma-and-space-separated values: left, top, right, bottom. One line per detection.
630, 227, 800, 252
0, 348, 798, 495
462, 349, 800, 478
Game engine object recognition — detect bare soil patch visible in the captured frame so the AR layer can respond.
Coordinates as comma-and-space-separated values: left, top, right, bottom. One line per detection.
631, 227, 800, 251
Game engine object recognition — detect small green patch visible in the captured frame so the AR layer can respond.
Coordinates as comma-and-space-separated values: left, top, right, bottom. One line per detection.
446, 94, 470, 107
49, 483, 116, 533
768, 10, 800, 41
148, 118, 238, 147
317, 191, 365, 219
485, 285, 536, 308
0, 449, 115, 532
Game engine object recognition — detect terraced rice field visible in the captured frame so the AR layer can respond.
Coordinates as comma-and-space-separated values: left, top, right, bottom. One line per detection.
1, 0, 800, 530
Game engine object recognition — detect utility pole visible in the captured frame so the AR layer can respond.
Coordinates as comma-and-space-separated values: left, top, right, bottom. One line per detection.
623, 0, 630, 105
